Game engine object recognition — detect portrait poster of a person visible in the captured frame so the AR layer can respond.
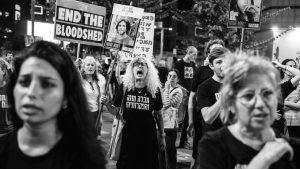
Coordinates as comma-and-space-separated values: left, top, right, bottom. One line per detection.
111, 19, 134, 46
228, 0, 262, 29
104, 4, 144, 53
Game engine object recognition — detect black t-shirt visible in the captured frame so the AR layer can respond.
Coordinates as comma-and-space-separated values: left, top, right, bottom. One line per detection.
0, 84, 13, 135
113, 84, 163, 139
196, 78, 223, 133
113, 84, 163, 169
0, 131, 106, 169
191, 65, 213, 93
174, 59, 195, 92
158, 67, 168, 85
198, 127, 300, 169
272, 80, 296, 134
0, 131, 69, 169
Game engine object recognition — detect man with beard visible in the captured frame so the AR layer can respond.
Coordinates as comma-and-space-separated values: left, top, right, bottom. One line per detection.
197, 47, 228, 134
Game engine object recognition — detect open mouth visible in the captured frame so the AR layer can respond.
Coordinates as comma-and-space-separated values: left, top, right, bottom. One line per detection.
253, 114, 268, 118
137, 70, 143, 75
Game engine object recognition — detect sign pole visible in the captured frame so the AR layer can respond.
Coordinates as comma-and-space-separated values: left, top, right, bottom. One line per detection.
240, 28, 245, 51
77, 43, 81, 59
31, 0, 35, 37
95, 52, 119, 134
160, 29, 164, 58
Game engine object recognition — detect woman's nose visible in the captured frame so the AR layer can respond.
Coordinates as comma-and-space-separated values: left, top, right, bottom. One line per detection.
27, 80, 40, 99
254, 94, 266, 108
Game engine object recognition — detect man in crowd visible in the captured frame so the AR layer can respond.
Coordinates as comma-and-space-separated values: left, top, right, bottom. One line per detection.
157, 60, 169, 88
187, 39, 225, 168
174, 46, 197, 148
4, 52, 14, 74
197, 46, 228, 134
193, 46, 228, 169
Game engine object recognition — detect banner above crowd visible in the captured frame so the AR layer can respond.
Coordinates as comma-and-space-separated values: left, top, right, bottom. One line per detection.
228, 0, 262, 29
104, 3, 144, 53
54, 0, 106, 46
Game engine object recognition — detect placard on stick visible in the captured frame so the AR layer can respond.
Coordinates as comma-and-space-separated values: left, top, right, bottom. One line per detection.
228, 0, 262, 29
104, 3, 144, 53
54, 0, 106, 46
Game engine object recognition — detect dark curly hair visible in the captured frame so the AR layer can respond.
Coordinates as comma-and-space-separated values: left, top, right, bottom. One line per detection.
116, 19, 131, 35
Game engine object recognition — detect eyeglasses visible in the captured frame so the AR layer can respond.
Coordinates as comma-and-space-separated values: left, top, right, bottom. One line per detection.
133, 61, 147, 67
236, 89, 276, 108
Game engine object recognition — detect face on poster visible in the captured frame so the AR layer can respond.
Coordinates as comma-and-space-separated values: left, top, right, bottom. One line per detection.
228, 0, 262, 29
105, 4, 144, 53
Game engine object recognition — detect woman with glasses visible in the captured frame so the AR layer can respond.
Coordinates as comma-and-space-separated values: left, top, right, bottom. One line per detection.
101, 57, 165, 169
197, 52, 300, 169
81, 56, 105, 137
0, 41, 106, 168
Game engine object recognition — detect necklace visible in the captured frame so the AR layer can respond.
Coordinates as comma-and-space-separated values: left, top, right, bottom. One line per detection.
136, 88, 144, 94
87, 80, 94, 91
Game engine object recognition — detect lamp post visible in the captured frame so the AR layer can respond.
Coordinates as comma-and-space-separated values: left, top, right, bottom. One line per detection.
155, 22, 173, 58
31, 0, 35, 37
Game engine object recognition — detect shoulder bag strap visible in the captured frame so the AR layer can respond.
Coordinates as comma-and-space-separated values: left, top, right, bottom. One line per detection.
169, 87, 178, 94
95, 80, 101, 111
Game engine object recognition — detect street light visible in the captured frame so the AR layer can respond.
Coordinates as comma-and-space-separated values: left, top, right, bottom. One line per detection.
155, 22, 173, 58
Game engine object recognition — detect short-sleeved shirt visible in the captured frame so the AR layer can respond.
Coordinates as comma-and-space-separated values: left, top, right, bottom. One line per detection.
158, 67, 168, 85
174, 59, 195, 92
0, 131, 106, 169
113, 84, 163, 169
113, 84, 163, 139
198, 127, 300, 169
197, 77, 223, 133
0, 84, 13, 136
190, 65, 213, 93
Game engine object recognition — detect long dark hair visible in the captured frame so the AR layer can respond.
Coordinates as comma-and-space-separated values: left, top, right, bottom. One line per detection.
7, 41, 106, 168
116, 19, 131, 35
280, 59, 296, 79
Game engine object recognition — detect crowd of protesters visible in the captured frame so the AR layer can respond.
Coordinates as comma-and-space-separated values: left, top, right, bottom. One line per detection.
0, 39, 300, 169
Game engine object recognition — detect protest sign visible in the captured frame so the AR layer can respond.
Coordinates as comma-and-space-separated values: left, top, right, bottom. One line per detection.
228, 0, 262, 29
54, 0, 106, 46
105, 3, 144, 53
133, 12, 155, 60
24, 35, 43, 47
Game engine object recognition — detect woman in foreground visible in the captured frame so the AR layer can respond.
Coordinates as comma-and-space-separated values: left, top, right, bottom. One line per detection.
0, 41, 106, 169
197, 52, 300, 169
